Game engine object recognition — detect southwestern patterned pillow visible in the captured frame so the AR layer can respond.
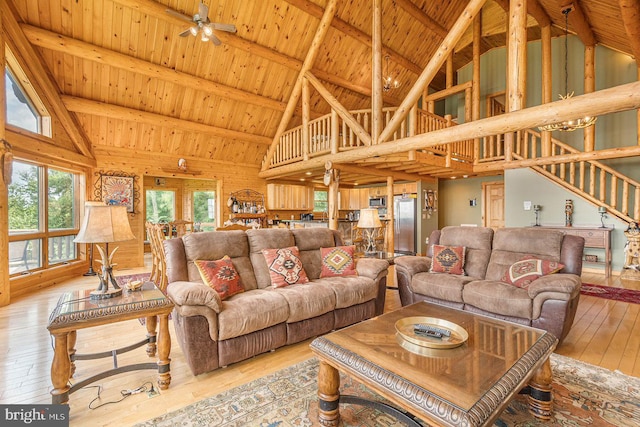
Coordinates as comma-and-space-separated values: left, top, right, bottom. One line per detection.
194, 256, 245, 300
262, 246, 309, 288
502, 256, 564, 289
429, 244, 466, 275
320, 245, 357, 278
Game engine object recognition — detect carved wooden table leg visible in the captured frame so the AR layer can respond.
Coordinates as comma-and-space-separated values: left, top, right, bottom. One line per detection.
156, 313, 171, 389
528, 357, 553, 420
318, 361, 341, 427
67, 330, 77, 377
51, 332, 71, 404
146, 315, 158, 357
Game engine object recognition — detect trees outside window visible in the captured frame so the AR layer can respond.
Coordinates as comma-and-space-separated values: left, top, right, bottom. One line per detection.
314, 190, 328, 213
193, 191, 215, 231
146, 190, 176, 223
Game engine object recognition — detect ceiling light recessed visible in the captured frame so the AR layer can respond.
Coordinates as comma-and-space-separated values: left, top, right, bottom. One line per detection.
305, 171, 312, 176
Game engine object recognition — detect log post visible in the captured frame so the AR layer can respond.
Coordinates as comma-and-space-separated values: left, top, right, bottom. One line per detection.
584, 45, 596, 152
446, 52, 454, 89
541, 24, 553, 157
386, 177, 395, 253
505, 0, 528, 162
0, 5, 9, 307
331, 109, 339, 154
472, 13, 481, 164
372, 0, 383, 144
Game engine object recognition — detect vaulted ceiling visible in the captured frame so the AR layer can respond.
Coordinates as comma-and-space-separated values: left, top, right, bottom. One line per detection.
11, 0, 639, 183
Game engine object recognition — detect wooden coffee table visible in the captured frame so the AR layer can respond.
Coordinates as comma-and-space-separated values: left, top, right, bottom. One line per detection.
47, 282, 174, 405
310, 302, 558, 427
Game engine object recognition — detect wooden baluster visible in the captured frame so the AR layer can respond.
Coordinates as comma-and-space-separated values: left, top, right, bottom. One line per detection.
610, 176, 618, 209
579, 162, 585, 191
589, 164, 596, 197
622, 181, 629, 215
599, 169, 606, 202
634, 187, 640, 220
569, 162, 576, 186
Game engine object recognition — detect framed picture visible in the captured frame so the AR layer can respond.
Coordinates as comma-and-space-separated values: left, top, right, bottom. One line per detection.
101, 174, 135, 213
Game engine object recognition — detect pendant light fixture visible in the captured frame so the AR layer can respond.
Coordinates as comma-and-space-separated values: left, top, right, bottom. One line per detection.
382, 55, 401, 92
538, 7, 597, 132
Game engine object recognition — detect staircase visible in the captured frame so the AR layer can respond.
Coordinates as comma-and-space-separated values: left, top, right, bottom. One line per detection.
479, 129, 640, 224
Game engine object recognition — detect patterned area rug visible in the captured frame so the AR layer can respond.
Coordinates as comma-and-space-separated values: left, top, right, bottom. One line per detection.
135, 354, 640, 427
581, 282, 640, 304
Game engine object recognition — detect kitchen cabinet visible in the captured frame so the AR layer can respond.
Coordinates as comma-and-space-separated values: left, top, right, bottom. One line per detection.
394, 182, 417, 194
266, 183, 313, 210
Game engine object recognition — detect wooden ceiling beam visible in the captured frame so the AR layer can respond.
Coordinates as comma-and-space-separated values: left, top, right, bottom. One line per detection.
21, 25, 287, 112
334, 164, 432, 183
61, 96, 272, 146
284, 0, 424, 76
561, 1, 597, 46
111, 0, 403, 105
395, 0, 448, 39
619, 0, 640, 67
1, 1, 93, 158
6, 127, 96, 168
259, 80, 640, 178
493, 0, 551, 26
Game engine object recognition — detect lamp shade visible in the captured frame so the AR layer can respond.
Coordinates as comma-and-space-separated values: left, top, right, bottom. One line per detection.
74, 203, 135, 243
357, 208, 382, 229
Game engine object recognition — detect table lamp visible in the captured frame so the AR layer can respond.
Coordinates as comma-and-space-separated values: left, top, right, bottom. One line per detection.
598, 206, 607, 228
74, 203, 135, 299
357, 208, 382, 254
533, 204, 542, 227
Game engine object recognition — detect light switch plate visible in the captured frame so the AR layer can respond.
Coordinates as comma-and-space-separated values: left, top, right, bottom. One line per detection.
523, 201, 532, 211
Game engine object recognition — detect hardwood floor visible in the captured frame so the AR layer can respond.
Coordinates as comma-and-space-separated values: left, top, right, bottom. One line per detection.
1, 264, 639, 426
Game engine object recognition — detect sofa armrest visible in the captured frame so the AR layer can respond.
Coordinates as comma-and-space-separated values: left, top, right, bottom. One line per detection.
527, 274, 581, 300
394, 256, 431, 278
166, 281, 222, 313
355, 258, 390, 280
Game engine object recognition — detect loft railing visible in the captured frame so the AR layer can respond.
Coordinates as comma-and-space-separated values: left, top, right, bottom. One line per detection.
264, 107, 474, 168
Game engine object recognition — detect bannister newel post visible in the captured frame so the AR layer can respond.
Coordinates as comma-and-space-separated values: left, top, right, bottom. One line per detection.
331, 110, 339, 154
472, 13, 481, 164
372, 0, 383, 144
505, 0, 528, 162
302, 77, 310, 160
584, 45, 596, 152
541, 24, 552, 157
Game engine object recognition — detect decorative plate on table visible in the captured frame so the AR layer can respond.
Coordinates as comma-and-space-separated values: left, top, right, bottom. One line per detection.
395, 316, 468, 350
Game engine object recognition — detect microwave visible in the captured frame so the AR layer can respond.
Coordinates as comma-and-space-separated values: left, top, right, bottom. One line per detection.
369, 196, 386, 208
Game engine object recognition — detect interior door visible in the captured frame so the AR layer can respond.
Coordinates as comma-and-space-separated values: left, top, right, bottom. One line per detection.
482, 181, 505, 229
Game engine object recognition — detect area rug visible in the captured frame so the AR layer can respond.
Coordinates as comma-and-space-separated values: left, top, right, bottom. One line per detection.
581, 282, 640, 304
135, 354, 640, 427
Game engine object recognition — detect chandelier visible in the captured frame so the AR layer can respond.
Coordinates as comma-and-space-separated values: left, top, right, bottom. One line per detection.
538, 7, 597, 132
383, 55, 400, 92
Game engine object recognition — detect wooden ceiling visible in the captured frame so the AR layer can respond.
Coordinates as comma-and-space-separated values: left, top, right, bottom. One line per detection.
10, 0, 638, 185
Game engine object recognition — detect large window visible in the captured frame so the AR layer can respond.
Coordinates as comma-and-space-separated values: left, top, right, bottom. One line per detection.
145, 190, 176, 223
8, 160, 80, 275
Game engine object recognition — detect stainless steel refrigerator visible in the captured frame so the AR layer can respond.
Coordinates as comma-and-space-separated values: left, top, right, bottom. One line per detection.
394, 195, 416, 254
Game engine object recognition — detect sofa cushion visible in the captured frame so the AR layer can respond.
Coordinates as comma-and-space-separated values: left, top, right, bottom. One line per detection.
274, 282, 336, 323
438, 226, 493, 279
182, 230, 258, 291
463, 280, 533, 319
430, 245, 466, 275
318, 276, 378, 309
217, 289, 289, 340
486, 228, 564, 281
194, 256, 245, 300
262, 246, 310, 288
247, 229, 296, 289
410, 271, 478, 303
320, 245, 357, 278
293, 228, 339, 280
502, 256, 564, 289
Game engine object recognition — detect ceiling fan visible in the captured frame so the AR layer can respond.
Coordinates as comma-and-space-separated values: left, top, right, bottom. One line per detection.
166, 1, 236, 45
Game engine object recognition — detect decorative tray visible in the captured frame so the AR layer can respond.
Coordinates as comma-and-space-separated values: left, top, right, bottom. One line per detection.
395, 316, 468, 350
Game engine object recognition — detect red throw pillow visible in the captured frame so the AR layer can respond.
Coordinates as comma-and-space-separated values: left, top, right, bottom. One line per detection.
502, 256, 564, 289
194, 256, 245, 300
320, 246, 357, 278
430, 245, 466, 275
262, 246, 309, 288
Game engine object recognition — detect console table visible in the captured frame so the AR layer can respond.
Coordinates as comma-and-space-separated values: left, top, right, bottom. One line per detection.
47, 282, 174, 404
539, 226, 612, 277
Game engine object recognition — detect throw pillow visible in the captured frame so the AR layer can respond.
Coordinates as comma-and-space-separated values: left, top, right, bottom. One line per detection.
503, 256, 565, 289
194, 256, 245, 300
320, 245, 357, 278
430, 245, 466, 275
262, 246, 309, 288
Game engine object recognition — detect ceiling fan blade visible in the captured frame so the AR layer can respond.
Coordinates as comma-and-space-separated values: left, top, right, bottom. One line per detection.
210, 23, 236, 33
178, 28, 192, 37
210, 34, 222, 46
198, 2, 209, 20
165, 8, 194, 23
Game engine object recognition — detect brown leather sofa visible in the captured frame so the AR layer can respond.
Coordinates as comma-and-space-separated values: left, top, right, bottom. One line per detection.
163, 227, 389, 375
394, 226, 585, 344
